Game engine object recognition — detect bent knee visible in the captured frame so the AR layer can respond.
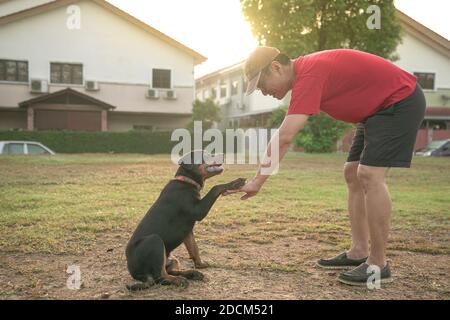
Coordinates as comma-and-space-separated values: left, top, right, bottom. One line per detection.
356, 165, 387, 189
344, 162, 360, 186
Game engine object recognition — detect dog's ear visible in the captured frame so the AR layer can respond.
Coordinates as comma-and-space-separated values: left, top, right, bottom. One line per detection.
178, 160, 196, 172
178, 150, 205, 171
178, 151, 198, 172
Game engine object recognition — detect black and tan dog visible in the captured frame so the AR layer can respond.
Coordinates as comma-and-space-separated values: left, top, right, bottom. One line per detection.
125, 150, 245, 290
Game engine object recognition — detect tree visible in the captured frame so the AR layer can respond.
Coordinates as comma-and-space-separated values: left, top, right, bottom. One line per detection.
241, 0, 402, 60
270, 106, 351, 153
294, 112, 352, 153
189, 98, 221, 130
270, 105, 289, 128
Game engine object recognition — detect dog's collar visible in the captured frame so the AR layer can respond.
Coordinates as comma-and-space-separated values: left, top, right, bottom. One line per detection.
173, 175, 202, 191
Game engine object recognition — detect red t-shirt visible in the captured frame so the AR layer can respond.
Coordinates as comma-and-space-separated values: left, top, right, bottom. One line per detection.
287, 49, 417, 123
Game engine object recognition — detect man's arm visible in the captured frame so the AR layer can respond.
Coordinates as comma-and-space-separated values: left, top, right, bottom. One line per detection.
226, 114, 309, 200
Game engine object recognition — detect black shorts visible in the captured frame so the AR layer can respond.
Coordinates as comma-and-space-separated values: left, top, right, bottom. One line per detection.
347, 83, 426, 168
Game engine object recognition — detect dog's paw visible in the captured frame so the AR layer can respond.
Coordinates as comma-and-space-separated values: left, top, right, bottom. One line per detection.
194, 260, 210, 269
160, 276, 189, 288
126, 281, 153, 291
183, 270, 204, 281
226, 178, 246, 190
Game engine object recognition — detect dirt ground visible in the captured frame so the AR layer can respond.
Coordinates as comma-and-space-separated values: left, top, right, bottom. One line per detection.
1, 230, 448, 300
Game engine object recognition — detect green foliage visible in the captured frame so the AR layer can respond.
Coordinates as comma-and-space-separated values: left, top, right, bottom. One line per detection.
270, 105, 288, 128
270, 106, 351, 153
295, 112, 352, 152
241, 0, 402, 60
189, 98, 222, 129
0, 130, 176, 154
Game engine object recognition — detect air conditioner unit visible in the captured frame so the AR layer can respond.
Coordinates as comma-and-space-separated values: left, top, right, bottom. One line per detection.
164, 90, 177, 100
29, 79, 48, 93
85, 80, 99, 91
146, 89, 160, 99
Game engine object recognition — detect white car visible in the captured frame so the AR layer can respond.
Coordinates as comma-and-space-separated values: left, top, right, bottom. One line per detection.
0, 141, 56, 155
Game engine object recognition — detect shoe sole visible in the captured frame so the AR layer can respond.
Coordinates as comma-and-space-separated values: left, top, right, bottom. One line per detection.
315, 262, 359, 270
337, 276, 393, 287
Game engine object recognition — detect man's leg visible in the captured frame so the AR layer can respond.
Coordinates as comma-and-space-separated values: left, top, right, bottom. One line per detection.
357, 165, 391, 268
344, 161, 370, 259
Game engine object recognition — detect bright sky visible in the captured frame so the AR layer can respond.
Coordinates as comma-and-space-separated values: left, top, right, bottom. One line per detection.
107, 0, 450, 78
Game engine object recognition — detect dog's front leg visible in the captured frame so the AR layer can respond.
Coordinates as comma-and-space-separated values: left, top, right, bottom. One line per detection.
190, 178, 246, 221
184, 231, 209, 269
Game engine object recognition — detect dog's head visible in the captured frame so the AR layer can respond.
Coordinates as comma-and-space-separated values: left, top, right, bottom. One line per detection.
177, 150, 224, 185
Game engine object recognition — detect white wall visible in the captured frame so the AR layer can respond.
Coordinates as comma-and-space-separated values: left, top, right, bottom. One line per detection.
0, 0, 195, 87
247, 92, 284, 113
395, 32, 450, 89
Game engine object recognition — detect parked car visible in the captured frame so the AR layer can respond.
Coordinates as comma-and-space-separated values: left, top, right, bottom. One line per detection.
0, 141, 56, 155
415, 139, 450, 157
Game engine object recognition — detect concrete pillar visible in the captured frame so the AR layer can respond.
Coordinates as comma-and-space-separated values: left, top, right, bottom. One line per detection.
427, 127, 433, 144
27, 107, 34, 131
101, 110, 107, 132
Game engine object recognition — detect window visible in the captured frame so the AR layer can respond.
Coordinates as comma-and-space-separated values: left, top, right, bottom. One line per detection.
51, 63, 83, 84
210, 88, 216, 99
414, 72, 435, 90
27, 144, 50, 155
231, 80, 238, 96
4, 143, 25, 155
152, 69, 171, 89
0, 60, 28, 82
220, 79, 227, 98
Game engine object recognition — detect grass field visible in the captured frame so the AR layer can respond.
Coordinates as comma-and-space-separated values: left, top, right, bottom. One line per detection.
0, 153, 449, 299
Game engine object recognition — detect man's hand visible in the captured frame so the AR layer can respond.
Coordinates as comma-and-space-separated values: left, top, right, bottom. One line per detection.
223, 178, 263, 200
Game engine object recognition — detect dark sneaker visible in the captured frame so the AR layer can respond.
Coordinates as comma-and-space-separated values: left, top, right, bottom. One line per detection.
317, 252, 368, 269
338, 262, 393, 287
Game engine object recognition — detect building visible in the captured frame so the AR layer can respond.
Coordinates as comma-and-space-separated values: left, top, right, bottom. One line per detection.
195, 61, 287, 129
0, 0, 206, 132
196, 10, 450, 150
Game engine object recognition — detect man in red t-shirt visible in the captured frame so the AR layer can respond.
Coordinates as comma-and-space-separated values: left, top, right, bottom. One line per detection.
226, 46, 426, 286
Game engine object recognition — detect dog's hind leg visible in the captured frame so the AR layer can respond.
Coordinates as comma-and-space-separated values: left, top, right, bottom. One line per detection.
165, 254, 204, 281
168, 269, 204, 281
168, 269, 205, 281
126, 277, 155, 291
158, 252, 188, 287
127, 234, 187, 288
166, 255, 204, 281
165, 253, 204, 281
165, 255, 181, 273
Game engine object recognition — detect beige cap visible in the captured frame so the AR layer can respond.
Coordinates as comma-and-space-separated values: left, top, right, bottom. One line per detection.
244, 46, 280, 95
